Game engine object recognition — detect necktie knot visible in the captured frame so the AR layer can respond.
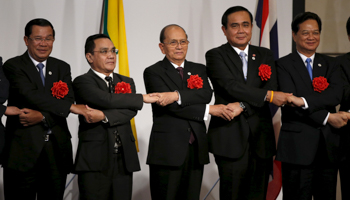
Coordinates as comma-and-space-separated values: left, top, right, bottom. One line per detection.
306, 58, 312, 65
37, 63, 44, 70
105, 76, 112, 82
239, 51, 246, 58
176, 67, 184, 79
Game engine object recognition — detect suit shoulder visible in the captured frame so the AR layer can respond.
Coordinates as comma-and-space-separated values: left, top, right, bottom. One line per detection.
205, 44, 226, 56
3, 55, 22, 66
114, 73, 134, 82
144, 60, 163, 73
48, 56, 70, 67
276, 53, 294, 65
185, 60, 206, 68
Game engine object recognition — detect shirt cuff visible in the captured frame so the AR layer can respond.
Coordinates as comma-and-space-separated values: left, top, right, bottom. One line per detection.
323, 112, 330, 126
301, 97, 308, 109
102, 115, 108, 123
203, 104, 210, 121
175, 90, 181, 105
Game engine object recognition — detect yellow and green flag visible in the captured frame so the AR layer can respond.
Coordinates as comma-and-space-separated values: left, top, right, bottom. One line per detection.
101, 0, 139, 151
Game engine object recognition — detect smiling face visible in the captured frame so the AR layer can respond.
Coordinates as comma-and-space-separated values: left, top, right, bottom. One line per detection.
86, 38, 116, 76
222, 11, 252, 50
24, 25, 54, 62
293, 19, 320, 57
159, 26, 188, 66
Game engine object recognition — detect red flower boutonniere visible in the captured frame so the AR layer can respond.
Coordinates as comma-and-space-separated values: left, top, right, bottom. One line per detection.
258, 64, 272, 81
51, 80, 69, 99
312, 76, 329, 93
115, 81, 132, 94
187, 74, 203, 89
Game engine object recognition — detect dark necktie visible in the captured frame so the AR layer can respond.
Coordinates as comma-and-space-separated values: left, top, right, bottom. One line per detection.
176, 67, 184, 79
36, 63, 45, 86
105, 76, 122, 153
105, 76, 114, 93
306, 58, 313, 80
176, 66, 195, 144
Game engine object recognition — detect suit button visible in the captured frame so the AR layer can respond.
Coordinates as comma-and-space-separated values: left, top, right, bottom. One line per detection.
114, 130, 118, 134
187, 128, 191, 132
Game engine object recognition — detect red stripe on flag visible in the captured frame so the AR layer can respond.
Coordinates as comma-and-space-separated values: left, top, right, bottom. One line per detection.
260, 0, 269, 45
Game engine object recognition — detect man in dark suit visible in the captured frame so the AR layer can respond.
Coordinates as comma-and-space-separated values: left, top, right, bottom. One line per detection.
205, 6, 292, 199
2, 18, 91, 200
276, 12, 347, 199
73, 34, 158, 200
144, 24, 233, 200
336, 16, 350, 200
0, 57, 22, 163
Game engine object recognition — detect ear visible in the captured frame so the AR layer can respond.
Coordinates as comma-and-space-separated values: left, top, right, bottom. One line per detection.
292, 31, 297, 42
24, 36, 29, 46
159, 43, 166, 54
221, 26, 227, 36
86, 53, 93, 64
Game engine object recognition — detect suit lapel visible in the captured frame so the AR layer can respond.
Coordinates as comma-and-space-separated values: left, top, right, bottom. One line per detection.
246, 46, 259, 85
21, 52, 45, 91
163, 57, 183, 89
312, 53, 327, 78
87, 69, 110, 92
45, 58, 56, 93
291, 52, 313, 87
224, 43, 246, 82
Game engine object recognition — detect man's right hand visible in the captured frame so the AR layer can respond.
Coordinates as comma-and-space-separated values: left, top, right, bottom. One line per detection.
267, 91, 293, 107
5, 106, 22, 116
328, 112, 349, 128
209, 104, 235, 121
143, 93, 160, 104
70, 104, 90, 121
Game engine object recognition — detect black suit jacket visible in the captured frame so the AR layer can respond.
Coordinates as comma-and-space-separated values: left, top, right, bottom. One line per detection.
73, 69, 143, 173
337, 52, 350, 162
0, 57, 9, 163
3, 52, 74, 173
144, 57, 212, 166
276, 52, 342, 165
206, 43, 277, 159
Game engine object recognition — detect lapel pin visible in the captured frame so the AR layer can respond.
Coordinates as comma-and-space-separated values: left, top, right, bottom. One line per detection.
188, 72, 191, 75
48, 71, 52, 75
252, 54, 256, 60
318, 63, 321, 67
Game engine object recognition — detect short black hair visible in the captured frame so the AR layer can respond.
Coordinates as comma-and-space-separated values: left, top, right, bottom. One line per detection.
85, 34, 111, 54
222, 6, 253, 29
292, 12, 322, 34
159, 24, 188, 43
346, 17, 350, 36
25, 18, 55, 37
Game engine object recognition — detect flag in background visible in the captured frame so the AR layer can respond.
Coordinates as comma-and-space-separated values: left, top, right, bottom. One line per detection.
254, 0, 282, 199
100, 0, 139, 152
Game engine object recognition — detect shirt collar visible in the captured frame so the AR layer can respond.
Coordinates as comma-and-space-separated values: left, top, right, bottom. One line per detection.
28, 52, 47, 67
232, 44, 249, 57
91, 68, 113, 84
297, 50, 315, 67
170, 61, 185, 69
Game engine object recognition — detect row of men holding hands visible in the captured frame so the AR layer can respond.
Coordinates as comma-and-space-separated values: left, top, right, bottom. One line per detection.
1, 5, 350, 200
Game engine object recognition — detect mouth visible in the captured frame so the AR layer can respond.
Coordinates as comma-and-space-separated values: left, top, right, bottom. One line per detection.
37, 49, 48, 53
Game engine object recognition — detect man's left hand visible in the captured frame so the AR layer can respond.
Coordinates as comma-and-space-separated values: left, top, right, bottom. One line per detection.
156, 92, 179, 106
19, 108, 43, 126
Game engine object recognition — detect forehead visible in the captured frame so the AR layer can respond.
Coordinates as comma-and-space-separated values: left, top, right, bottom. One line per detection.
94, 38, 114, 49
298, 19, 319, 30
227, 11, 251, 23
31, 25, 53, 36
164, 26, 186, 40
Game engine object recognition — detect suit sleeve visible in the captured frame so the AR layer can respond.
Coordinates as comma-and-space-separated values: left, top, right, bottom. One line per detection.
205, 48, 276, 108
3, 60, 74, 117
143, 67, 210, 121
338, 56, 350, 111
73, 75, 143, 111
0, 59, 8, 117
303, 59, 342, 113
101, 81, 138, 127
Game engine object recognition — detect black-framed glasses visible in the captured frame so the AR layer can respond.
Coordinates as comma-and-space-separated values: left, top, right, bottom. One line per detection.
93, 49, 118, 55
163, 40, 189, 47
28, 37, 55, 43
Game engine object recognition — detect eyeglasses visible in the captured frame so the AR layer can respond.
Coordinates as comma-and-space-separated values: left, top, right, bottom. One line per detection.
28, 37, 55, 43
93, 49, 119, 55
163, 40, 189, 47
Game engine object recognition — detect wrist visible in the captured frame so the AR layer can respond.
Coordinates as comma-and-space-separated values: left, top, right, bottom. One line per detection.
265, 91, 271, 102
239, 102, 246, 112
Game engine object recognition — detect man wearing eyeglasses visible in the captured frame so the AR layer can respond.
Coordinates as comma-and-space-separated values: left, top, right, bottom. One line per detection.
2, 18, 91, 200
73, 34, 158, 200
143, 24, 234, 200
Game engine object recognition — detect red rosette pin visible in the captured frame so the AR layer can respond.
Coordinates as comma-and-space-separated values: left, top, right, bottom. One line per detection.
187, 74, 203, 89
51, 80, 69, 99
258, 64, 272, 81
115, 81, 132, 94
312, 76, 329, 93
